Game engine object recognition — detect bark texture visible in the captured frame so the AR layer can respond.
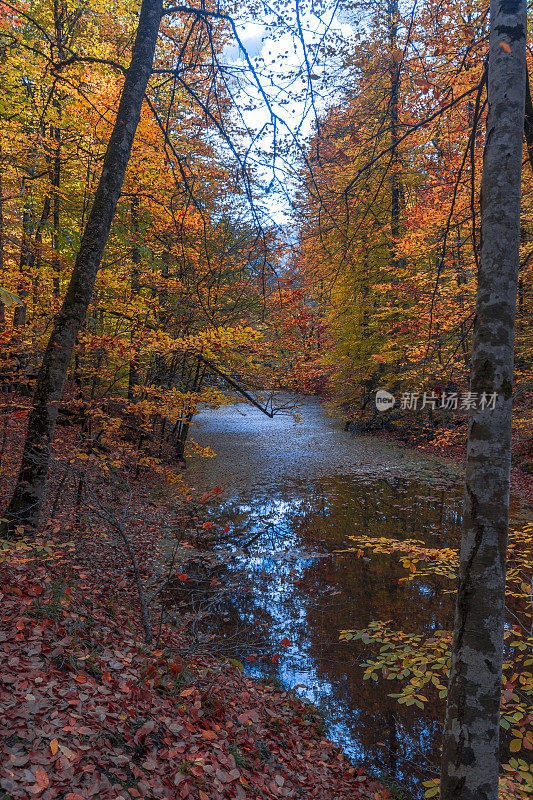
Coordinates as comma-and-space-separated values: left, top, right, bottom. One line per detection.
524, 67, 533, 173
388, 0, 402, 244
440, 2, 527, 800
4, 0, 163, 530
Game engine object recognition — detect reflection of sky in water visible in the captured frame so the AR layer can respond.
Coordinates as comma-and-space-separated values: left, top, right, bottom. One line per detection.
212, 475, 464, 794
184, 398, 529, 797
245, 546, 369, 762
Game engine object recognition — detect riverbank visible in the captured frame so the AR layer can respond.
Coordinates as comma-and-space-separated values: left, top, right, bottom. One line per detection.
363, 411, 533, 510
0, 557, 390, 800
2, 393, 528, 800
0, 450, 393, 800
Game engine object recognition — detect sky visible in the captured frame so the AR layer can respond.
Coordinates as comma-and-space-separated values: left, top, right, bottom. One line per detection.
220, 1, 357, 227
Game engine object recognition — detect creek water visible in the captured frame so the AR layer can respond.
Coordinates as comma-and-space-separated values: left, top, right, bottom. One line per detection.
183, 396, 527, 798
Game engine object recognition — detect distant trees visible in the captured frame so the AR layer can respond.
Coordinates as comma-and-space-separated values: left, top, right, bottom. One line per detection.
293, 0, 533, 420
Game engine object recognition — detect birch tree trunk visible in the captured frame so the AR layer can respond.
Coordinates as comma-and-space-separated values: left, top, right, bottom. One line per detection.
3, 0, 163, 531
440, 2, 527, 800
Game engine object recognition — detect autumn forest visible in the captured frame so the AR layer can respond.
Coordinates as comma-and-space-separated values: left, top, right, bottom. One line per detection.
0, 1, 531, 800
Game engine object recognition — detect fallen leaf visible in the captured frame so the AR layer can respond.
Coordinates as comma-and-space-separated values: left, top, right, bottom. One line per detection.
58, 744, 76, 760
35, 768, 49, 789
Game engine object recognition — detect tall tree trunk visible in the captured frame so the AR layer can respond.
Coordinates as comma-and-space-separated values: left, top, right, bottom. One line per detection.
524, 67, 533, 174
440, 3, 527, 800
51, 2, 63, 298
30, 195, 52, 308
387, 0, 404, 255
13, 198, 32, 328
3, 0, 163, 532
51, 119, 61, 298
173, 357, 205, 463
128, 195, 141, 400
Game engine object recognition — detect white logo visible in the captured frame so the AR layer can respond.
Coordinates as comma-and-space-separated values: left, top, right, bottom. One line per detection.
375, 389, 395, 412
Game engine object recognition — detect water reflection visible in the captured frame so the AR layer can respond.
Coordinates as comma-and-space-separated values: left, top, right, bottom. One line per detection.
181, 399, 525, 798
205, 475, 462, 797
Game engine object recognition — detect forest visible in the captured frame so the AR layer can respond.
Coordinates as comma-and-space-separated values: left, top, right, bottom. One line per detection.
0, 0, 531, 799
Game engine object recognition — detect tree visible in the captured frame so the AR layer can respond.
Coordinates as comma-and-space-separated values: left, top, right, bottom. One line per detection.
3, 0, 164, 531
440, 2, 527, 800
0, 0, 302, 532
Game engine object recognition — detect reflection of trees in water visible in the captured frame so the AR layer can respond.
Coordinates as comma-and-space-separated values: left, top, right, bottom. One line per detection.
293, 565, 448, 791
213, 475, 464, 797
275, 477, 461, 793
298, 475, 463, 550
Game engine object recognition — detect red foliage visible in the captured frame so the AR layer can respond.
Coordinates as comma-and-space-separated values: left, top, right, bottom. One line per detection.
0, 420, 392, 800
0, 555, 392, 799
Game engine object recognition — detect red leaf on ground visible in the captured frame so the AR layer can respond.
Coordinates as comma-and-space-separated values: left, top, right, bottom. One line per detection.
35, 767, 49, 789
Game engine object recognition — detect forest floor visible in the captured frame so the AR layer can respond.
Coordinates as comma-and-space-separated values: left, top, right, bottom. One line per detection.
0, 398, 394, 800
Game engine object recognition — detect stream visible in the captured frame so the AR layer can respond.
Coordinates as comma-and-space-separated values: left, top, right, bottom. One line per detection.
183, 395, 528, 798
